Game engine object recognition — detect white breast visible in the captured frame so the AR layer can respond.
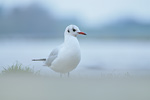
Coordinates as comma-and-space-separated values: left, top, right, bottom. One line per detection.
50, 36, 81, 73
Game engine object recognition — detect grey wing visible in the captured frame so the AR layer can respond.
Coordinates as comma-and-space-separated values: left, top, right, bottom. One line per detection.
45, 46, 61, 66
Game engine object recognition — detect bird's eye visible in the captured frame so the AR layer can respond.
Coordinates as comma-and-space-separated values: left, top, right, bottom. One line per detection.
68, 30, 70, 33
72, 28, 76, 32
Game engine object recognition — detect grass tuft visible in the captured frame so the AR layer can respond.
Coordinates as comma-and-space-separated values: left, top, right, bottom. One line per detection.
1, 63, 39, 76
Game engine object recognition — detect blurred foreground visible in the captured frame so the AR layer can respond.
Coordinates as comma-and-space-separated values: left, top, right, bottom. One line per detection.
0, 73, 150, 100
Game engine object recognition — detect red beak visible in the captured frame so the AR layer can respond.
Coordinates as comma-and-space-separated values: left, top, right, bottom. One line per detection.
78, 32, 86, 35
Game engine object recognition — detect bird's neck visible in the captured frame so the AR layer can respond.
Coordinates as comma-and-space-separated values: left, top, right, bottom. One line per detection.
64, 35, 81, 57
64, 35, 80, 47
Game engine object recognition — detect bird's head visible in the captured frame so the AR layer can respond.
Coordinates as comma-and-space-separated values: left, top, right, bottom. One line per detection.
65, 25, 86, 37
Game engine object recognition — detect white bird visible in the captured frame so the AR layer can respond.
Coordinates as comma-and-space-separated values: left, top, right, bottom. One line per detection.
32, 25, 86, 76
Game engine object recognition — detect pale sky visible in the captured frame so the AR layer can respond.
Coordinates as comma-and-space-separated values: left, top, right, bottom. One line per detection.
1, 0, 150, 27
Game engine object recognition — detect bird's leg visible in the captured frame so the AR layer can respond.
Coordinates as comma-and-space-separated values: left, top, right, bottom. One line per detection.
67, 72, 70, 77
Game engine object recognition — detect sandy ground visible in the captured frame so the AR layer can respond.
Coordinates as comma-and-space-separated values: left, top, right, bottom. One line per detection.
0, 74, 150, 100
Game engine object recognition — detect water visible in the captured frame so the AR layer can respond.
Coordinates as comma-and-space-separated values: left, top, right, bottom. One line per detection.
1, 38, 150, 76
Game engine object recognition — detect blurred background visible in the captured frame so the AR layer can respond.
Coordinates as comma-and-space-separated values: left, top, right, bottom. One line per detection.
1, 1, 150, 100
0, 0, 150, 76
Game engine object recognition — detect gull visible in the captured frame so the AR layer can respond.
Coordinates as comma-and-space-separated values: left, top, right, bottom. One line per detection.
32, 25, 86, 76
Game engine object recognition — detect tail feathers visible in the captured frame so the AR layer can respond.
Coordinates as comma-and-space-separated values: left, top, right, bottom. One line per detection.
32, 58, 46, 61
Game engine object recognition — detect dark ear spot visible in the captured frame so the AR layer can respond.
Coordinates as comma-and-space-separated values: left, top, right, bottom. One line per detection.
68, 30, 70, 33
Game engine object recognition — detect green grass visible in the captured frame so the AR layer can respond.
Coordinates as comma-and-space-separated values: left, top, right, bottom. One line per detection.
1, 63, 39, 75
